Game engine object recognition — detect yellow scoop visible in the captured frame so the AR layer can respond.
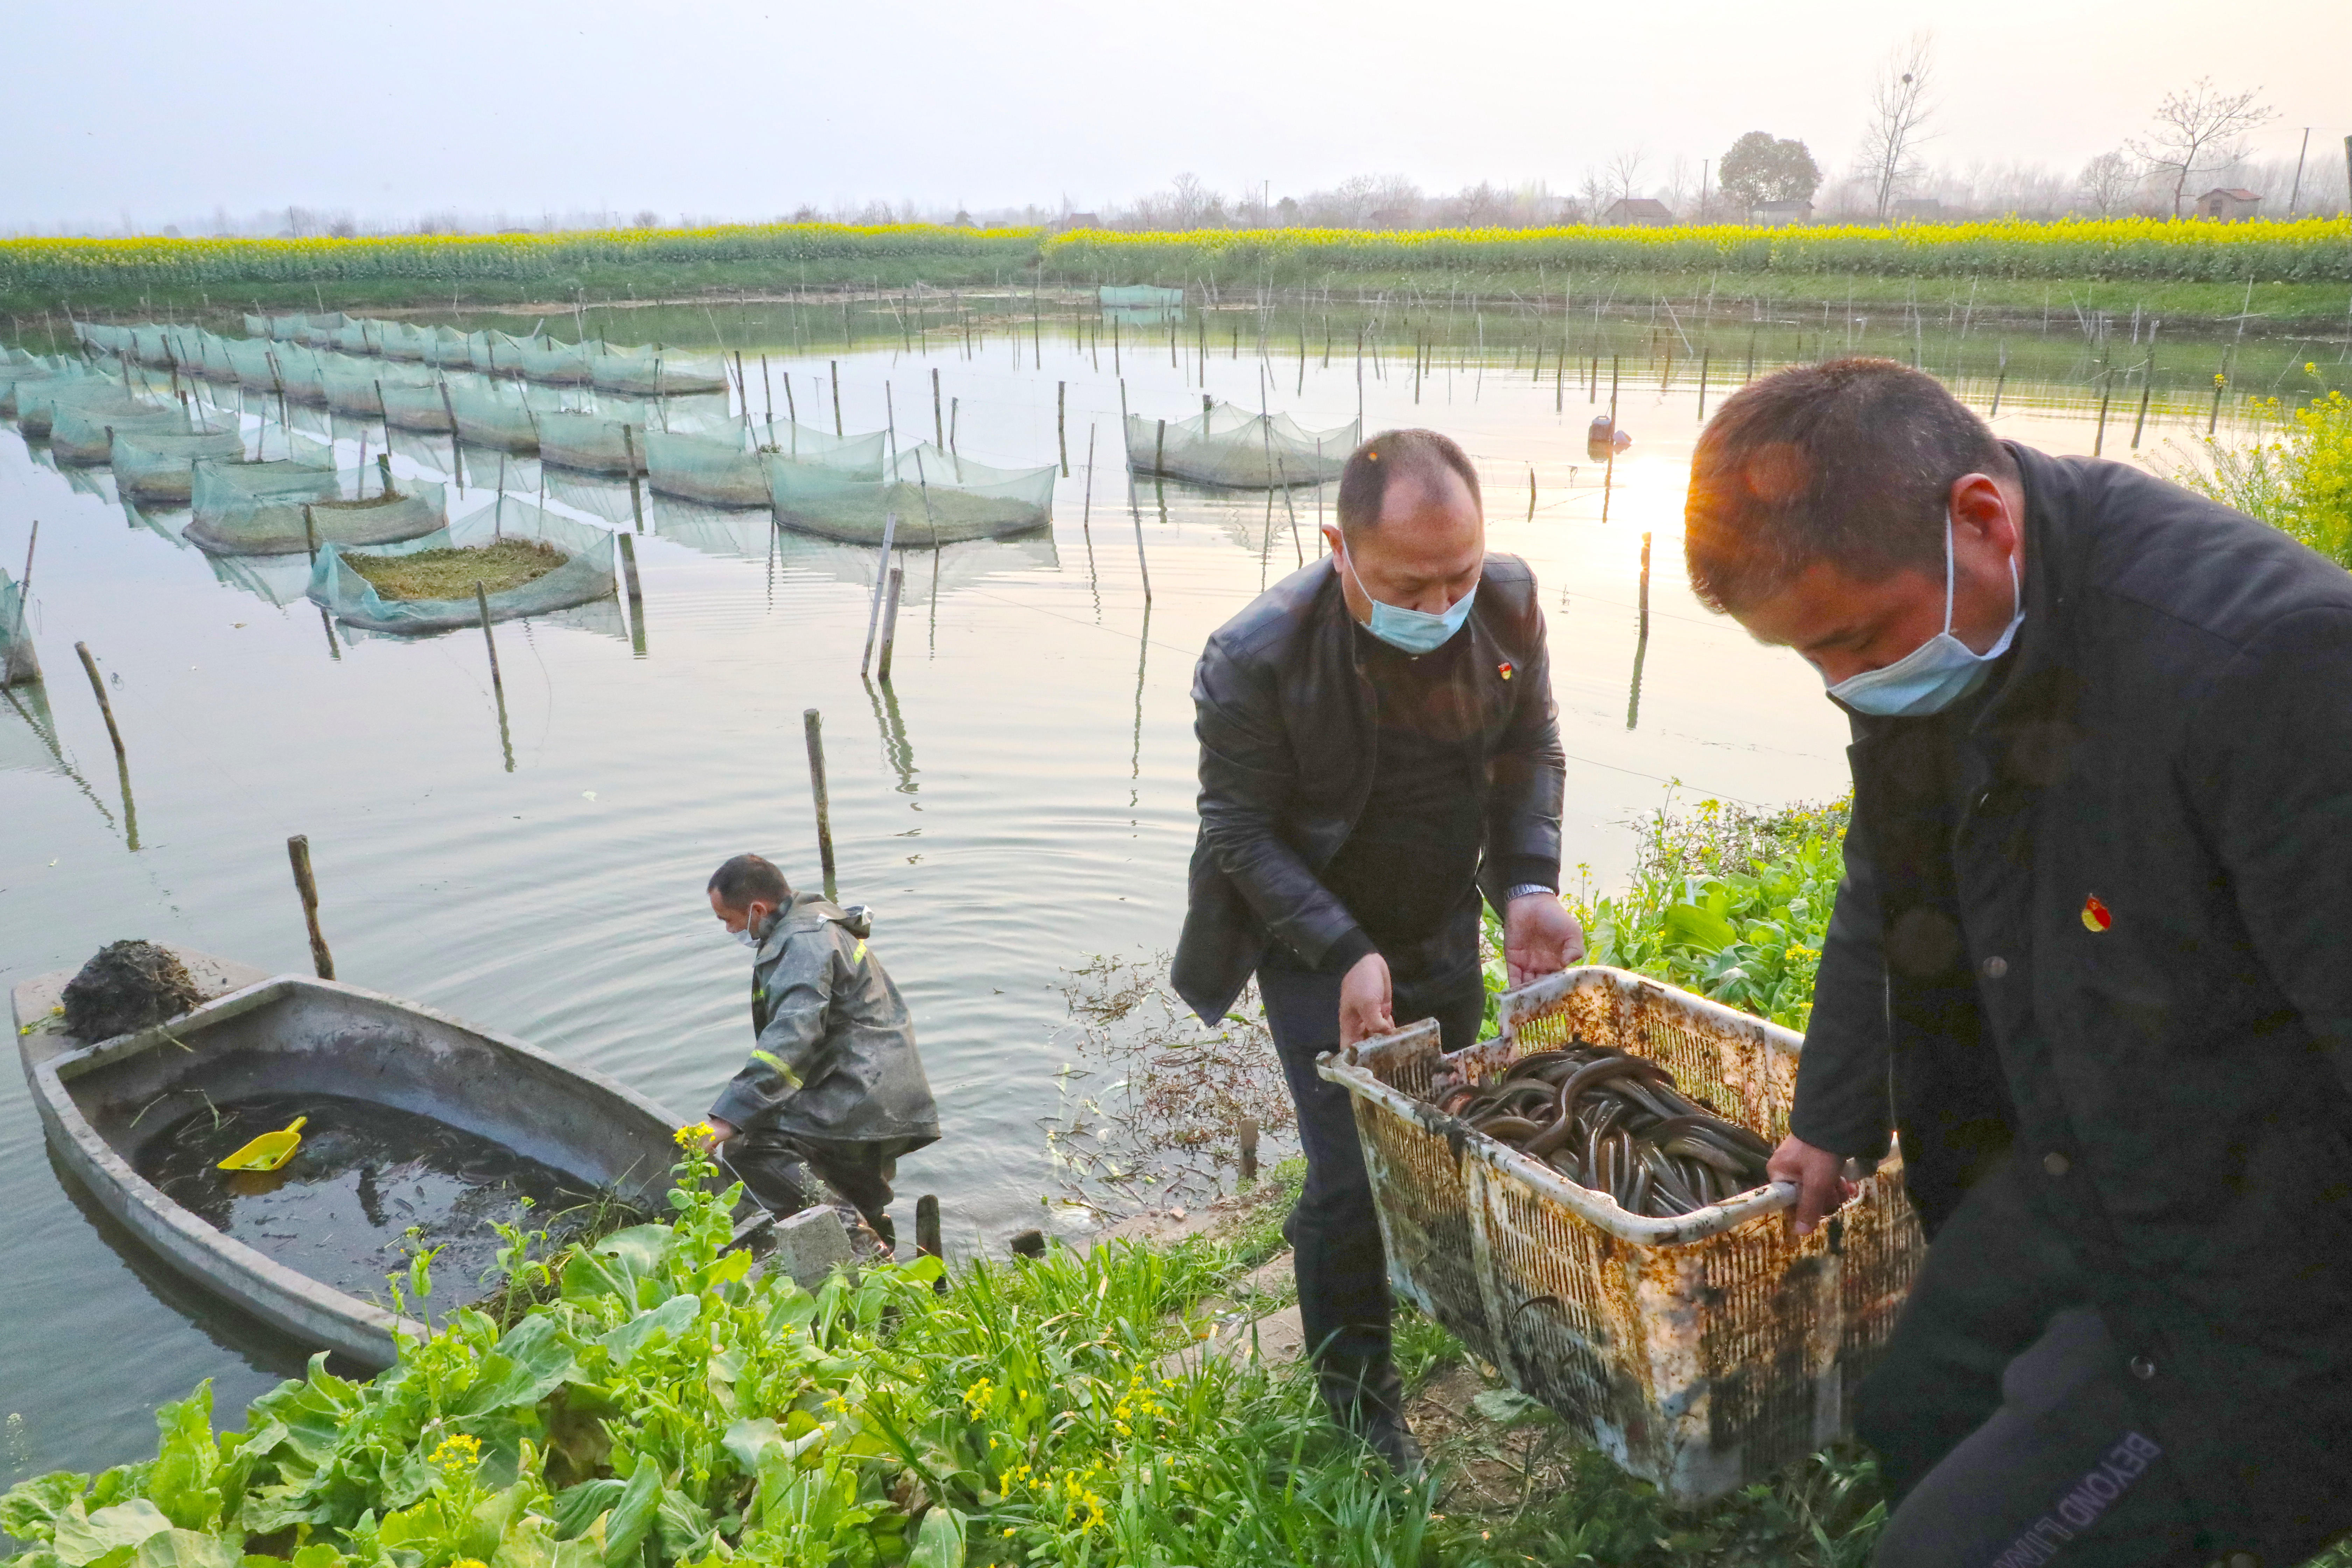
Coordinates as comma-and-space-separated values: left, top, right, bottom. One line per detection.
217, 1116, 307, 1173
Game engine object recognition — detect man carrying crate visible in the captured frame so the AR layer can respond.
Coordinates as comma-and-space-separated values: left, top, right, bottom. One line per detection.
1174, 428, 1581, 1476
1685, 357, 2352, 1567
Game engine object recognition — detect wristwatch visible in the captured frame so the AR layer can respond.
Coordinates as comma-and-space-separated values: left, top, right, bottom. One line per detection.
1505, 883, 1558, 902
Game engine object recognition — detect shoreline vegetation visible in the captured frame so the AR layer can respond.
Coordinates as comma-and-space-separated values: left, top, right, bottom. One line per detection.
6, 217, 2351, 329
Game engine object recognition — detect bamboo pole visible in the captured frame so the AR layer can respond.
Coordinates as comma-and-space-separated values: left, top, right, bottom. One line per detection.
477, 582, 513, 772
2208, 370, 2226, 436
617, 532, 646, 656
932, 367, 944, 448
861, 512, 900, 674
2131, 359, 2155, 450
438, 382, 466, 486
876, 565, 905, 683
286, 834, 334, 979
75, 642, 127, 770
1696, 348, 1710, 420
804, 709, 838, 901
1057, 380, 1068, 476
830, 360, 843, 436
302, 504, 318, 565
2093, 370, 2113, 457
622, 424, 645, 532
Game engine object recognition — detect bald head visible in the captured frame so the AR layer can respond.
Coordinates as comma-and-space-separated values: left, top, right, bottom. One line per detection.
1335, 428, 1482, 541
1322, 428, 1486, 622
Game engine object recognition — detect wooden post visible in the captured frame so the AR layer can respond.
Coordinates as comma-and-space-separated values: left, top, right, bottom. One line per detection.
1057, 380, 1068, 476
1990, 362, 2008, 419
761, 352, 774, 428
830, 360, 843, 436
876, 565, 905, 682
2131, 359, 2155, 450
74, 641, 127, 769
1154, 418, 1167, 478
302, 504, 318, 565
931, 366, 944, 448
285, 834, 335, 980
2208, 371, 2226, 436
438, 381, 466, 487
477, 582, 514, 771
1527, 468, 1536, 521
2093, 370, 2113, 457
916, 1194, 942, 1258
860, 513, 900, 674
1132, 490, 1154, 604
1696, 348, 1710, 420
803, 708, 838, 901
622, 424, 645, 532
617, 532, 646, 655
1238, 1114, 1259, 1184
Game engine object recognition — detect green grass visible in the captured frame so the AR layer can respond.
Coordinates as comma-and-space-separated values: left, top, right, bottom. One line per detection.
346, 539, 567, 601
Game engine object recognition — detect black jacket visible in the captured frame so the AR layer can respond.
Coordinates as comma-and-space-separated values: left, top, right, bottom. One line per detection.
1172, 553, 1564, 1025
1798, 443, 2352, 1560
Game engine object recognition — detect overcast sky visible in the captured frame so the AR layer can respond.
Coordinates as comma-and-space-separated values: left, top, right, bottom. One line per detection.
10, 0, 2347, 230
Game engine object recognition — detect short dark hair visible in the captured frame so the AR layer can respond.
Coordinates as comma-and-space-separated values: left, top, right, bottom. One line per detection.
1685, 357, 2012, 614
1335, 428, 1482, 539
708, 853, 791, 909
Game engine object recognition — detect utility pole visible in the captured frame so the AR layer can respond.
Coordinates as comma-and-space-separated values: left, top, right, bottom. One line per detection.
2287, 128, 2312, 216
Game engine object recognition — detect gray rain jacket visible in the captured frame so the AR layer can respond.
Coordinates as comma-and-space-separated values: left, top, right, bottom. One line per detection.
708, 892, 940, 1149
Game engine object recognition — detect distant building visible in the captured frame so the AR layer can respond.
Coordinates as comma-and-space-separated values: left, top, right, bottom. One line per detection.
1059, 212, 1102, 230
1603, 198, 1674, 227
1749, 199, 1813, 226
1889, 198, 1945, 222
2194, 188, 2263, 221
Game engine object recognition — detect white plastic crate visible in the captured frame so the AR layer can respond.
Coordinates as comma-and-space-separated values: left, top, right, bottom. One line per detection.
1319, 965, 1924, 1504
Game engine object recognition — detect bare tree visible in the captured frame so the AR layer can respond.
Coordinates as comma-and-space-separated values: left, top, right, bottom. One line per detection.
1577, 167, 1611, 222
1857, 33, 1937, 220
2077, 150, 2141, 216
2127, 78, 2275, 217
1606, 148, 1648, 206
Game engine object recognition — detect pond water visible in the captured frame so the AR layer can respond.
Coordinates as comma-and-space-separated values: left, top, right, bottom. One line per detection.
0, 299, 2260, 1483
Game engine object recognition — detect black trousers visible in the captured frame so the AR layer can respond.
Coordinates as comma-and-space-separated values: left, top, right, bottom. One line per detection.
1257, 962, 1485, 1408
722, 1128, 900, 1248
1863, 1154, 2200, 1567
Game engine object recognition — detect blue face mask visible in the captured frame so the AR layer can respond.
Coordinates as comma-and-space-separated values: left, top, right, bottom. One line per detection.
1338, 546, 1477, 655
1827, 513, 2023, 717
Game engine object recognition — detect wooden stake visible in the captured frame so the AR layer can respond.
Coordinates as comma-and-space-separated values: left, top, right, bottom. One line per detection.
876, 565, 905, 683
1238, 1113, 1259, 1184
931, 366, 944, 448
861, 512, 899, 674
622, 424, 645, 531
761, 352, 774, 428
302, 504, 318, 565
2131, 359, 2155, 450
1696, 348, 1710, 420
1057, 380, 1068, 476
830, 360, 842, 436
75, 641, 127, 769
617, 532, 646, 655
438, 381, 466, 486
2093, 370, 2113, 457
804, 708, 838, 901
916, 1193, 942, 1259
286, 834, 334, 980
477, 581, 514, 772
2208, 371, 2226, 436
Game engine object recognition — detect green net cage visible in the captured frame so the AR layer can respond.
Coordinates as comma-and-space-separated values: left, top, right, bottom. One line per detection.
646, 420, 886, 509
49, 400, 203, 466
587, 343, 729, 398
13, 371, 132, 439
188, 451, 446, 557
1, 569, 37, 688
381, 382, 456, 433
448, 382, 548, 451
112, 426, 250, 505
320, 356, 437, 417
538, 411, 651, 475
767, 441, 1055, 545
308, 499, 616, 635
1125, 401, 1357, 488
509, 337, 595, 385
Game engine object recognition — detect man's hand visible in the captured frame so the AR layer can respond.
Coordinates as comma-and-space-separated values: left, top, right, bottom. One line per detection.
1504, 893, 1587, 988
1337, 951, 1395, 1049
1768, 1134, 1858, 1236
701, 1118, 737, 1154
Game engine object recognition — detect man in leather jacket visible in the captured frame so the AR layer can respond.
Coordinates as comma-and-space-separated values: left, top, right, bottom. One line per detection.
1173, 429, 1582, 1474
700, 853, 939, 1254
1686, 359, 2352, 1567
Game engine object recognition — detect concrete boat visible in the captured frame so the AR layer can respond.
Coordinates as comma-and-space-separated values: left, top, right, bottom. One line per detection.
10, 948, 681, 1369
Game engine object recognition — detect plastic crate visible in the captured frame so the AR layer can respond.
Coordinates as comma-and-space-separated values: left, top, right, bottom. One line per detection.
1319, 965, 1924, 1505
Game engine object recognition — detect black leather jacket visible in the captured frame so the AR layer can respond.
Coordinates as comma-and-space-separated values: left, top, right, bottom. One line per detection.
1172, 553, 1564, 1024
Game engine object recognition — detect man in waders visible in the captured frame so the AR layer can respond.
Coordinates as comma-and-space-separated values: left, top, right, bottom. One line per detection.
1685, 358, 2352, 1566
1173, 429, 1581, 1476
700, 853, 939, 1255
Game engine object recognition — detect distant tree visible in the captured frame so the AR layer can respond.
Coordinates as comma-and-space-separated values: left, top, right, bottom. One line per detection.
1275, 195, 1300, 226
1719, 132, 1823, 211
2128, 78, 2275, 217
632, 210, 660, 229
2077, 150, 2141, 215
1606, 148, 1648, 206
1857, 33, 1937, 219
1577, 167, 1611, 222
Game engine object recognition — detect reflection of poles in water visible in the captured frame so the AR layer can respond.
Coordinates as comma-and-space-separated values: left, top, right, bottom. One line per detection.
1603, 355, 1620, 524
1626, 531, 1652, 732
319, 607, 341, 662
803, 708, 839, 902
1130, 604, 1152, 808
1080, 424, 1101, 621
863, 675, 920, 800
911, 449, 942, 652
1127, 475, 1156, 605
0, 679, 118, 832
72, 641, 137, 851
476, 583, 514, 774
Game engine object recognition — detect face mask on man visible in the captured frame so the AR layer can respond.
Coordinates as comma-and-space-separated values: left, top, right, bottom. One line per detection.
733, 903, 770, 950
1827, 512, 2024, 717
1337, 543, 1477, 656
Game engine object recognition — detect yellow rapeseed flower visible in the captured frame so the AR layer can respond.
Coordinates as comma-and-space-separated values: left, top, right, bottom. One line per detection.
674, 1122, 715, 1148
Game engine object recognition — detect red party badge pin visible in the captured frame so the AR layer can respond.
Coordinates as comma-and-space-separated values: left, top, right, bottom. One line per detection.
1497, 661, 1514, 681
2080, 894, 2112, 933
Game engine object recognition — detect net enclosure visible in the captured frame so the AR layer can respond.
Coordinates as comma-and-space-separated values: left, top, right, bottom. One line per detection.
1099, 285, 1185, 308
112, 427, 250, 505
188, 454, 446, 557
767, 442, 1054, 545
1, 569, 36, 687
1126, 401, 1357, 488
49, 401, 210, 467
308, 501, 615, 635
537, 412, 646, 475
587, 343, 728, 398
12, 371, 132, 439
646, 421, 886, 509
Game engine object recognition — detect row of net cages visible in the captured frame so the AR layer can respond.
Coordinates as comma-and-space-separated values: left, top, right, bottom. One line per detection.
1125, 400, 1357, 489
77, 317, 729, 399
186, 436, 447, 558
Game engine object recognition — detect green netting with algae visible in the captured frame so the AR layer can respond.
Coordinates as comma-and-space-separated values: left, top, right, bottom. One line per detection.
1125, 400, 1357, 488
767, 441, 1055, 545
187, 445, 447, 556
48, 401, 209, 466
2, 569, 36, 687
308, 500, 616, 634
112, 427, 253, 504
646, 419, 887, 509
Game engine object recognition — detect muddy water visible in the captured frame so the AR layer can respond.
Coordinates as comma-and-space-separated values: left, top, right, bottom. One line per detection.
133, 1092, 620, 1309
0, 308, 2218, 1483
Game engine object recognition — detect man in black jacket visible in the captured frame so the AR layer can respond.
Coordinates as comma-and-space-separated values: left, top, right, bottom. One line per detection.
1685, 358, 2352, 1567
1174, 429, 1581, 1474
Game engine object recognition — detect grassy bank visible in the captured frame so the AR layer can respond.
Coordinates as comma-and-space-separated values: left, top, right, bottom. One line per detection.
7, 218, 2350, 329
